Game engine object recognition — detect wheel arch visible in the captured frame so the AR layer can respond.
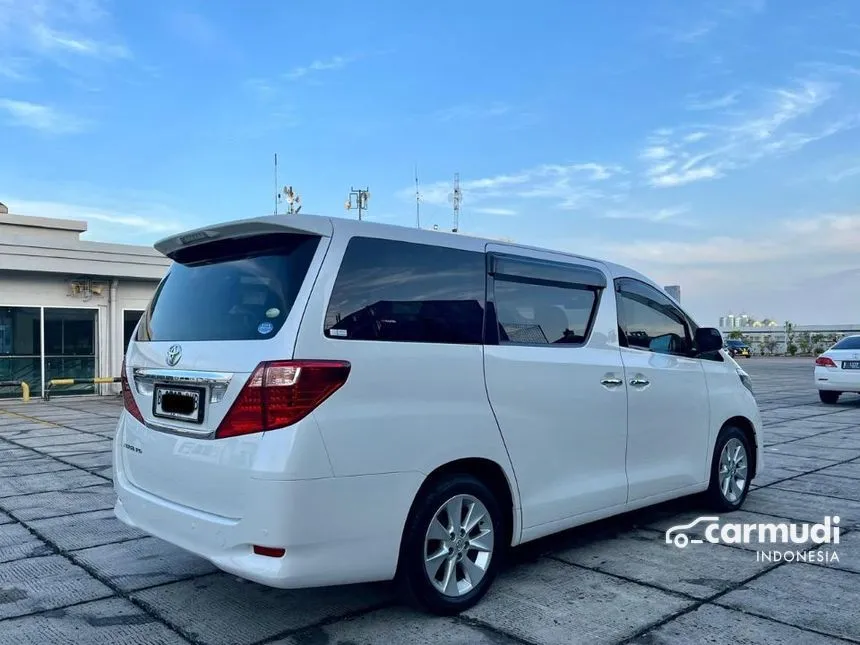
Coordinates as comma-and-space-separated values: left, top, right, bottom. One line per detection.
401, 457, 520, 553
721, 415, 758, 479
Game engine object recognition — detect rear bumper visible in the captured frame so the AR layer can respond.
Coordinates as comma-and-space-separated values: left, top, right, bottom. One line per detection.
113, 451, 424, 588
814, 367, 860, 392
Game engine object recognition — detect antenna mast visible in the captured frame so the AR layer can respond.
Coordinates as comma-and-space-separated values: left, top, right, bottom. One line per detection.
414, 163, 421, 228
448, 172, 462, 233
273, 153, 279, 215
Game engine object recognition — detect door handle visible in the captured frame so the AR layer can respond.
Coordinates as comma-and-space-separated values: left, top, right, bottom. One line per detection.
600, 377, 623, 387
629, 377, 650, 387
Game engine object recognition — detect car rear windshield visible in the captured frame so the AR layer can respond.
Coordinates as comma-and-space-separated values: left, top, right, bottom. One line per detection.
137, 233, 320, 342
833, 336, 860, 350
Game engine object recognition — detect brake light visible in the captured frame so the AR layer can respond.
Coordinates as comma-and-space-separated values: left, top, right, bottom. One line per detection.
215, 360, 350, 439
121, 358, 144, 423
816, 356, 837, 368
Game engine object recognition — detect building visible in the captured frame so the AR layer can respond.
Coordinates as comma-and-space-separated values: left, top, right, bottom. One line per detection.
719, 323, 860, 354
0, 204, 171, 398
663, 285, 681, 302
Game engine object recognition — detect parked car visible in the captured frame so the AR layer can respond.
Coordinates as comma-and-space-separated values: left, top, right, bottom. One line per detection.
725, 339, 751, 358
814, 334, 860, 403
113, 214, 764, 615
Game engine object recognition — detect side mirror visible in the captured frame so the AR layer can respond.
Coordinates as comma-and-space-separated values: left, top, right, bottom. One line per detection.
695, 327, 723, 354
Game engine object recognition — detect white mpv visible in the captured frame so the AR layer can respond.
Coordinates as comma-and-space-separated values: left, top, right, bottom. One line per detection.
113, 214, 763, 614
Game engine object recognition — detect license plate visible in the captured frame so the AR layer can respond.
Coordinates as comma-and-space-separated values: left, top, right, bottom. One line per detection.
842, 361, 860, 370
153, 386, 204, 423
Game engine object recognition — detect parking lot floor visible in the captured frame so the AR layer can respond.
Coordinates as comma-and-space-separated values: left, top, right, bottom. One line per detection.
0, 357, 858, 644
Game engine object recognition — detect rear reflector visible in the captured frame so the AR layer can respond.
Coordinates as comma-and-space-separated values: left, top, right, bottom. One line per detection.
121, 358, 144, 423
215, 360, 351, 439
815, 356, 837, 368
253, 545, 286, 558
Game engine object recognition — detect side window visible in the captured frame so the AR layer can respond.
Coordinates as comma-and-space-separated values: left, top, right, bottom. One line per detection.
615, 278, 691, 355
323, 237, 486, 344
491, 255, 605, 346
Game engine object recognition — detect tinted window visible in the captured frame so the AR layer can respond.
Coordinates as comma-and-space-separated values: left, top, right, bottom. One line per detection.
616, 278, 691, 355
833, 336, 860, 350
495, 280, 598, 345
324, 237, 486, 344
137, 233, 319, 342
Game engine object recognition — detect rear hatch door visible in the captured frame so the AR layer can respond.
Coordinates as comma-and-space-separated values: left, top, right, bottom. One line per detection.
122, 216, 332, 517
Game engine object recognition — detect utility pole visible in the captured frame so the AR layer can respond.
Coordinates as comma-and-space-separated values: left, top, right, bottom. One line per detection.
448, 172, 462, 233
414, 164, 421, 228
273, 153, 279, 215
345, 186, 370, 221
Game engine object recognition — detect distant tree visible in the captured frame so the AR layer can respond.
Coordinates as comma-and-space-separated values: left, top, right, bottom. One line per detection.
763, 335, 778, 355
812, 333, 824, 347
728, 330, 743, 340
788, 343, 798, 356
797, 332, 811, 355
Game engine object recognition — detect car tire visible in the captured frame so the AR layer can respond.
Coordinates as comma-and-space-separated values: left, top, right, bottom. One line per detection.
396, 473, 506, 616
704, 426, 753, 512
819, 390, 840, 404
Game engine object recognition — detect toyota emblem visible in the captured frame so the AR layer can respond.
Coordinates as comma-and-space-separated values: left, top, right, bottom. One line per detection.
166, 345, 182, 367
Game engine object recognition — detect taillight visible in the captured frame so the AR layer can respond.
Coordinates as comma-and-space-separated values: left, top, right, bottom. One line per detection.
815, 356, 837, 368
121, 358, 144, 423
215, 360, 350, 439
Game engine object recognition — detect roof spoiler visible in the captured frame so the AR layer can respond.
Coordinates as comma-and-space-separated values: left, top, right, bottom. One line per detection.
153, 215, 334, 260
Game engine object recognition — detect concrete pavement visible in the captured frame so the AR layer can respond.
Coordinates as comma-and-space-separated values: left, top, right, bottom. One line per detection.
0, 357, 857, 644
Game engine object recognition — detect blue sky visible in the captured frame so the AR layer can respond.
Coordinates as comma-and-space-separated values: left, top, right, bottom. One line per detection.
2, 0, 860, 326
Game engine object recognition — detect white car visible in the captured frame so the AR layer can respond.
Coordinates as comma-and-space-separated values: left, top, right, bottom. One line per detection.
113, 214, 763, 615
814, 334, 860, 403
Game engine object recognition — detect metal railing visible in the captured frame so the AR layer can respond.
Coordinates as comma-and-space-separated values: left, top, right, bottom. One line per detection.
0, 381, 31, 402
44, 377, 120, 401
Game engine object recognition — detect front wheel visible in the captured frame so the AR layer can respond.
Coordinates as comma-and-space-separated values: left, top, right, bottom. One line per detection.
704, 426, 752, 512
819, 390, 840, 404
396, 474, 506, 615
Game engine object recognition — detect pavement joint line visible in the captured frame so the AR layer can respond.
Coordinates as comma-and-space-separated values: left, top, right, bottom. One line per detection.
453, 615, 542, 645
702, 603, 860, 644
216, 596, 396, 645
766, 485, 860, 505
0, 508, 205, 644
753, 451, 860, 492
0, 430, 114, 484
614, 558, 788, 645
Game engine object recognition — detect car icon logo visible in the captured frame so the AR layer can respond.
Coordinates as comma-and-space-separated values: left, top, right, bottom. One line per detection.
166, 345, 182, 367
665, 516, 720, 548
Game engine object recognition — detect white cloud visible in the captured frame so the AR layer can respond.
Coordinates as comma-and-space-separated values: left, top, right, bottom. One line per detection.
650, 166, 721, 187
0, 0, 130, 74
474, 207, 518, 216
686, 92, 739, 111
403, 162, 626, 212
642, 78, 855, 188
0, 99, 87, 133
828, 164, 860, 182
284, 55, 355, 80
5, 198, 189, 235
602, 205, 691, 223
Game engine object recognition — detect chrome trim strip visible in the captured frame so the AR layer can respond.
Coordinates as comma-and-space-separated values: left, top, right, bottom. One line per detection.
143, 419, 215, 439
132, 368, 233, 385
132, 368, 233, 404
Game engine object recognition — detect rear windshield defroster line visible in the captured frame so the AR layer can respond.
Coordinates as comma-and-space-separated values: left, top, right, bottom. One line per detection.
137, 233, 320, 343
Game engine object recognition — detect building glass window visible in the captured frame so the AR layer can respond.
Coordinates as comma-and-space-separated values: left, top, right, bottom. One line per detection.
123, 310, 144, 352
0, 307, 42, 398
44, 308, 98, 396
324, 237, 486, 344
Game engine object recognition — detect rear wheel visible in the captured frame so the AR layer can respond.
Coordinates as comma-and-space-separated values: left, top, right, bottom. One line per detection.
705, 426, 752, 512
396, 474, 506, 615
819, 390, 840, 404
